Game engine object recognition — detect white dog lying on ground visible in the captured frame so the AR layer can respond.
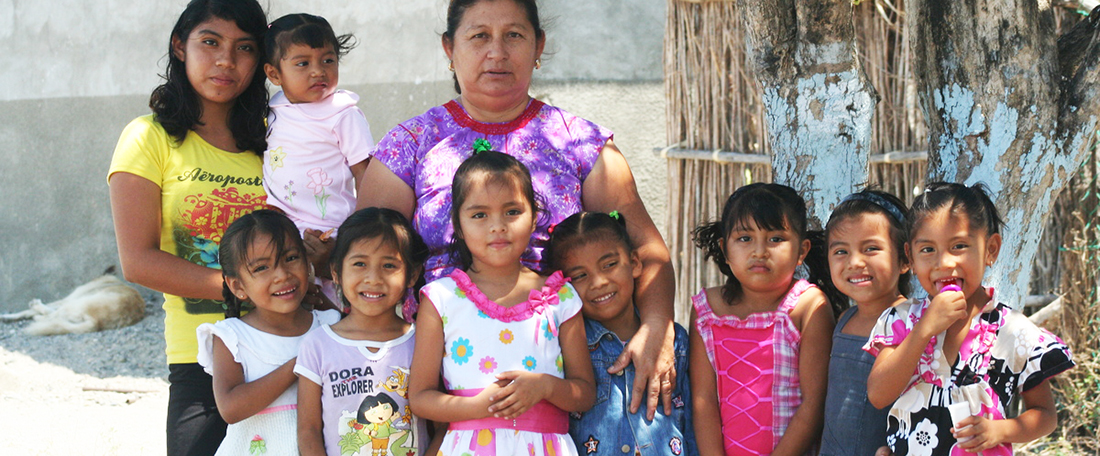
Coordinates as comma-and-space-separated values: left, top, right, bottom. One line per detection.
0, 268, 145, 336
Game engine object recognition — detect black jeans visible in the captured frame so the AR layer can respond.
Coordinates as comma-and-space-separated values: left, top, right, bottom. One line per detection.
167, 363, 227, 456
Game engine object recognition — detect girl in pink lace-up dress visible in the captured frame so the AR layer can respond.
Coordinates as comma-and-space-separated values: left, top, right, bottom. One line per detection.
409, 146, 595, 456
689, 183, 836, 456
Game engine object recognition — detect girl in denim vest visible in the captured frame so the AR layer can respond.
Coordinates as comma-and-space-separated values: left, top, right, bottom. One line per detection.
549, 211, 696, 456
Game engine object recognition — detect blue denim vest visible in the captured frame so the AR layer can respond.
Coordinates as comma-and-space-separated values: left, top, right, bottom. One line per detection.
819, 307, 891, 456
568, 318, 696, 456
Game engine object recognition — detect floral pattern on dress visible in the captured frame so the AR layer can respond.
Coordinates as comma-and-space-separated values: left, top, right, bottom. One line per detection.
866, 293, 1074, 456
451, 338, 473, 365
522, 356, 537, 371
479, 356, 498, 375
422, 269, 584, 456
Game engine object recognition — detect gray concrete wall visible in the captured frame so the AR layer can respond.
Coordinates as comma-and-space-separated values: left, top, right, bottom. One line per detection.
0, 0, 667, 311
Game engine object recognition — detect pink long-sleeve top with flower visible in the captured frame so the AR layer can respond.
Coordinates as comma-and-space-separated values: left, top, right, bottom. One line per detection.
263, 89, 374, 233
863, 290, 1074, 456
369, 99, 612, 281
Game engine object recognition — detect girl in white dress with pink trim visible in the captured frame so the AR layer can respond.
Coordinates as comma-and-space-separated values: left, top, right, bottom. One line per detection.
409, 142, 595, 456
197, 210, 341, 456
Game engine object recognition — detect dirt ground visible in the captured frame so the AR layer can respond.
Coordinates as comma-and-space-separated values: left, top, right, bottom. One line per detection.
0, 300, 168, 455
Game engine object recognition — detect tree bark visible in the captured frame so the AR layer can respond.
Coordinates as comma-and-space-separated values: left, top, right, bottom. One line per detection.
910, 1, 1100, 305
739, 0, 877, 227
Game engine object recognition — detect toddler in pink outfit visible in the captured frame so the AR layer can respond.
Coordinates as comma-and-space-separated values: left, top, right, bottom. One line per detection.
261, 14, 373, 307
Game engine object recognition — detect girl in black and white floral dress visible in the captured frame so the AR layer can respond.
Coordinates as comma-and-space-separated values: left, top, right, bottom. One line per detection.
865, 183, 1074, 456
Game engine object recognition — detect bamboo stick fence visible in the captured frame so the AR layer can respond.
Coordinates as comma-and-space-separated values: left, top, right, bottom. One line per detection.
662, 0, 1072, 320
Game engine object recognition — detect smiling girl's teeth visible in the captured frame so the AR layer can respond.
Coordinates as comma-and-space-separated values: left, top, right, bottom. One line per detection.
273, 287, 296, 296
848, 277, 871, 284
592, 292, 615, 303
360, 292, 383, 299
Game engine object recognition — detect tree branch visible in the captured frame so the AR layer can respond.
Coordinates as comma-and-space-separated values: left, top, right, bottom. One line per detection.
1057, 6, 1100, 146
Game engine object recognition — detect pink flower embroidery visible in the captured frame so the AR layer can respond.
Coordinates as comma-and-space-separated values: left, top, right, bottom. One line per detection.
306, 168, 332, 195
306, 168, 333, 219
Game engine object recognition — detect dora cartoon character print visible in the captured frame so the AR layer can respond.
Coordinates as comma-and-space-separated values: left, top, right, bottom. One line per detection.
354, 393, 410, 456
341, 390, 416, 456
295, 324, 426, 456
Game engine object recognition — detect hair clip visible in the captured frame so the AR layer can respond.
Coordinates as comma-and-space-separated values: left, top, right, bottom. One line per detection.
547, 223, 558, 234
472, 138, 493, 154
608, 210, 620, 220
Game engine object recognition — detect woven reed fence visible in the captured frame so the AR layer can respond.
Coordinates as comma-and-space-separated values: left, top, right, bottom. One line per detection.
663, 0, 1074, 320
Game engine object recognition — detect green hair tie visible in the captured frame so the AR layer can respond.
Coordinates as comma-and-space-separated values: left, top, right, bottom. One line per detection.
472, 138, 493, 154
608, 210, 620, 220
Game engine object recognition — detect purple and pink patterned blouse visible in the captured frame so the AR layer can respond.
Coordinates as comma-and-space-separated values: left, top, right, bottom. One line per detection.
370, 99, 612, 281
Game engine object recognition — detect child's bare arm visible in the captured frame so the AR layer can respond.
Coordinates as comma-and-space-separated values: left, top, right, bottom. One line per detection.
350, 160, 368, 193
297, 377, 326, 456
689, 309, 725, 456
408, 296, 497, 422
953, 379, 1057, 451
211, 336, 298, 424
868, 291, 966, 408
488, 314, 595, 418
772, 290, 834, 456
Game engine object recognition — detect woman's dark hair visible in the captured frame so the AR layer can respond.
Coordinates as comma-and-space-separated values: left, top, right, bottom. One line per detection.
547, 211, 633, 271
329, 208, 430, 309
265, 13, 356, 66
442, 0, 545, 94
151, 0, 269, 154
220, 209, 306, 318
908, 182, 1003, 238
356, 392, 400, 424
825, 189, 912, 297
449, 149, 541, 271
692, 183, 837, 311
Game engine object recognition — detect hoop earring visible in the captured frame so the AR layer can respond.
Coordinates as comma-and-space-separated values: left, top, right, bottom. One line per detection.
535, 59, 541, 70
448, 61, 455, 72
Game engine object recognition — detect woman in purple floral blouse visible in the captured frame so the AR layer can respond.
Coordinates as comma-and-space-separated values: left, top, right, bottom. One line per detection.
358, 0, 677, 418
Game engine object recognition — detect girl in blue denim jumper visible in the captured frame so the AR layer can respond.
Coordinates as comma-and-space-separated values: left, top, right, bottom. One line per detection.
549, 211, 696, 456
819, 190, 911, 456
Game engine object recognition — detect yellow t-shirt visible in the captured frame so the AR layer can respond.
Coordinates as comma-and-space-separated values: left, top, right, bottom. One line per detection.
108, 114, 266, 364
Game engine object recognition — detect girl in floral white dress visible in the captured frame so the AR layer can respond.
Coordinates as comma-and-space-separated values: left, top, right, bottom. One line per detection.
409, 142, 595, 456
865, 183, 1074, 456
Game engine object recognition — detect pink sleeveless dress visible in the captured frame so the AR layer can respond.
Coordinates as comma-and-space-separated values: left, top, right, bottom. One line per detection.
692, 280, 814, 456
